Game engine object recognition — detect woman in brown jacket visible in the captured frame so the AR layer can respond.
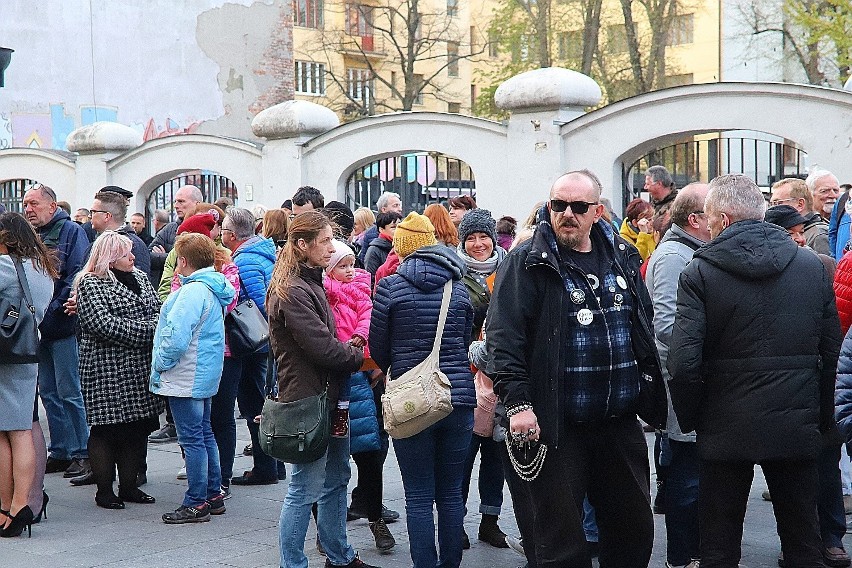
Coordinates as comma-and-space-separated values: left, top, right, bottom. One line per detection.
266, 211, 375, 568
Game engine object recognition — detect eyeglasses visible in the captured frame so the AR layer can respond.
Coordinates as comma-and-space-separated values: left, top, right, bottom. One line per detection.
89, 209, 110, 215
220, 228, 235, 235
549, 199, 599, 215
690, 210, 705, 216
768, 197, 797, 206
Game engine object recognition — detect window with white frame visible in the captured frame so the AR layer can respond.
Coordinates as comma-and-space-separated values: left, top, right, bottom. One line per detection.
294, 61, 326, 95
293, 0, 323, 28
347, 68, 374, 103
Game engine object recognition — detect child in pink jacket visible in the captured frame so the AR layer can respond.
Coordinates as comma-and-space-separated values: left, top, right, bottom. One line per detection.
324, 239, 373, 437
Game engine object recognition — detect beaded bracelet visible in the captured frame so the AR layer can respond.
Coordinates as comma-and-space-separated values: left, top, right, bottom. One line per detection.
506, 403, 533, 418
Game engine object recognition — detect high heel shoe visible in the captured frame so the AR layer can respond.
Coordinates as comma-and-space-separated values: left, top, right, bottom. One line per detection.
33, 492, 49, 523
1, 506, 34, 538
0, 509, 9, 531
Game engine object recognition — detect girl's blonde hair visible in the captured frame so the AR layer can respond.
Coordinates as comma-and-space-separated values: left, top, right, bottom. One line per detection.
74, 231, 132, 290
353, 207, 375, 234
267, 211, 331, 303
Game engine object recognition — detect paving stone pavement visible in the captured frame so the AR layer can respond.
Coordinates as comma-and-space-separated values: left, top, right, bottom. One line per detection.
5, 415, 850, 567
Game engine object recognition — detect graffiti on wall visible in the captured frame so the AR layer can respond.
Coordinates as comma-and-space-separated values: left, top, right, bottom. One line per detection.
5, 103, 200, 151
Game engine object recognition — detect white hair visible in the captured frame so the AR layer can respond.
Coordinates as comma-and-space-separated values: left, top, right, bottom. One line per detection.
805, 169, 837, 192
706, 174, 766, 222
376, 192, 400, 212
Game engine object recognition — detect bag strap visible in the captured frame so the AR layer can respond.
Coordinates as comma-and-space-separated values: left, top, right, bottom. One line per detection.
429, 280, 453, 357
11, 257, 35, 315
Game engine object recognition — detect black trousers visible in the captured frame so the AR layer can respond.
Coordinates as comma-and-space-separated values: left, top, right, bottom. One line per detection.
515, 416, 653, 568
500, 437, 539, 568
699, 458, 823, 568
350, 383, 388, 522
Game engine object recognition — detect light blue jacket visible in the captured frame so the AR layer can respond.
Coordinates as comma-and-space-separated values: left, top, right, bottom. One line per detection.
150, 267, 235, 399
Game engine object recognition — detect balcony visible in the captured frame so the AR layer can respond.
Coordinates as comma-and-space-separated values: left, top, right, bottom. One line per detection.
340, 34, 385, 59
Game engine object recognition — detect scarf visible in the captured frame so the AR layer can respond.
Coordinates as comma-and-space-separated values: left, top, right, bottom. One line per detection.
456, 244, 505, 276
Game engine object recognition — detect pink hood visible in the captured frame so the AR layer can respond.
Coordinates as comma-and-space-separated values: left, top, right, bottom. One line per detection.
324, 268, 373, 356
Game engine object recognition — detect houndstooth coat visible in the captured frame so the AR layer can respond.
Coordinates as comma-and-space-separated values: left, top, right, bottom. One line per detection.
76, 269, 163, 426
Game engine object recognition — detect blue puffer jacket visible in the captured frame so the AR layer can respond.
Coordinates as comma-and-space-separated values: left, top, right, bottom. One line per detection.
233, 236, 276, 317
349, 371, 381, 454
370, 245, 475, 409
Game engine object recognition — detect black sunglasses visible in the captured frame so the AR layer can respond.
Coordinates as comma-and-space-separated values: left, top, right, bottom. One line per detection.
549, 199, 599, 215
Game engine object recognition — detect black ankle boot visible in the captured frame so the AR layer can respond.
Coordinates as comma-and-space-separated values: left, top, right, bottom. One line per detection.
478, 514, 508, 548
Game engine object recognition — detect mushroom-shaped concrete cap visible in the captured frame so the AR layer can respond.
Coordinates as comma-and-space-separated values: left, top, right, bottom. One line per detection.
66, 121, 143, 153
495, 67, 602, 111
251, 100, 340, 139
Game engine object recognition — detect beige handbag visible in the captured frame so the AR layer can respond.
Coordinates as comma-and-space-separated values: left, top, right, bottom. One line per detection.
382, 280, 454, 439
473, 370, 497, 437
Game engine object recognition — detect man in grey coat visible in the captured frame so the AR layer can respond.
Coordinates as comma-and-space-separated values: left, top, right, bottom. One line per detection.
644, 183, 709, 568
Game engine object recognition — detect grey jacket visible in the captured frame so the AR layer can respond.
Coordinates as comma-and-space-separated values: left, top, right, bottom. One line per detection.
803, 212, 830, 256
644, 224, 704, 441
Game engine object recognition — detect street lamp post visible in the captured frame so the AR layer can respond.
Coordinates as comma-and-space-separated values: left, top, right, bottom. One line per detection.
0, 47, 14, 87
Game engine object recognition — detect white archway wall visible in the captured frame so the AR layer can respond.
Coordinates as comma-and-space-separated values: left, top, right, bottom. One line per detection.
300, 114, 518, 218
0, 151, 77, 197
107, 136, 264, 214
561, 83, 852, 211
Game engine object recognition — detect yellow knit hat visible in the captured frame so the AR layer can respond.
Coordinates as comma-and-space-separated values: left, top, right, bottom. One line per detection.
393, 212, 437, 258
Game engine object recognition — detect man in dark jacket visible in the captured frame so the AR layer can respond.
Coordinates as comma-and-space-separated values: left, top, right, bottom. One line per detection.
486, 170, 664, 568
23, 184, 91, 477
645, 165, 678, 216
668, 174, 842, 568
88, 189, 151, 278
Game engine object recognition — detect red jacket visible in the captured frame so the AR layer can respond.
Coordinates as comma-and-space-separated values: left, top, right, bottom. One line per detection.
835, 251, 852, 335
374, 250, 400, 294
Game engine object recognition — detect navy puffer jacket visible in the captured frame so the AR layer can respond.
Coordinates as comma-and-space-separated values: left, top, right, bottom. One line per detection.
370, 245, 475, 409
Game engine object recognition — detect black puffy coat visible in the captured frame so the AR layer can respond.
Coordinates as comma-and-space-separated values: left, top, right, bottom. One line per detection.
370, 245, 475, 409
668, 220, 841, 461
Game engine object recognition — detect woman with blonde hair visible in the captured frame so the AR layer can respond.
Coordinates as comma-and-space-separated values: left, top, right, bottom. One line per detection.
267, 211, 372, 568
353, 207, 376, 250
0, 212, 56, 537
74, 231, 162, 509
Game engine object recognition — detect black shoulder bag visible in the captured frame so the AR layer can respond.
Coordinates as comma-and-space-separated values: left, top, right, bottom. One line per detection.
0, 257, 40, 363
225, 275, 270, 357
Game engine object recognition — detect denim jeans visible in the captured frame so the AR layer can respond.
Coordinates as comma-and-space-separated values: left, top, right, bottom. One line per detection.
462, 433, 505, 516
817, 443, 846, 549
169, 396, 221, 506
38, 336, 89, 459
582, 497, 598, 543
237, 351, 276, 479
393, 408, 474, 568
665, 440, 700, 566
211, 357, 242, 485
279, 436, 354, 568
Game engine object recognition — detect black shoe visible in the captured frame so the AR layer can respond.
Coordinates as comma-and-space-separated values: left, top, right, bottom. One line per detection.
381, 504, 399, 523
136, 471, 147, 487
45, 457, 72, 474
653, 481, 666, 515
478, 515, 509, 548
118, 488, 156, 504
148, 423, 178, 443
231, 471, 278, 486
32, 492, 49, 524
243, 443, 253, 456
162, 504, 210, 524
462, 528, 471, 550
587, 540, 600, 558
370, 518, 396, 551
349, 504, 400, 523
95, 495, 125, 510
324, 554, 380, 568
206, 494, 226, 515
63, 458, 91, 478
1, 506, 34, 538
69, 471, 96, 486
277, 462, 288, 480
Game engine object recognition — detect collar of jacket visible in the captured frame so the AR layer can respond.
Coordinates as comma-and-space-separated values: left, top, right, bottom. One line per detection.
524, 205, 626, 274
298, 263, 325, 286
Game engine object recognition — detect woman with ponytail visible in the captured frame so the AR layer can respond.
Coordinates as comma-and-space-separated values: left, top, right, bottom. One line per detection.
267, 211, 375, 568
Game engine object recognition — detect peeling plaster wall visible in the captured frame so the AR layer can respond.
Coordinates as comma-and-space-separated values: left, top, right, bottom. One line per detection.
0, 0, 292, 151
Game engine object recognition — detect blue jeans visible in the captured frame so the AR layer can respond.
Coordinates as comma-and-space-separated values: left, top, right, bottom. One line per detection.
665, 440, 700, 566
169, 396, 221, 506
393, 408, 474, 568
237, 351, 276, 479
38, 336, 89, 459
211, 357, 242, 485
818, 443, 846, 549
582, 497, 598, 543
279, 436, 354, 568
462, 433, 505, 516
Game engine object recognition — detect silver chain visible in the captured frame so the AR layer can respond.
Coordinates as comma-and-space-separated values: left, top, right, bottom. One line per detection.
505, 437, 547, 481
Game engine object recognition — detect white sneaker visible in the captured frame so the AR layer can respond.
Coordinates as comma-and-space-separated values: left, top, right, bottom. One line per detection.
176, 466, 187, 480
506, 535, 525, 557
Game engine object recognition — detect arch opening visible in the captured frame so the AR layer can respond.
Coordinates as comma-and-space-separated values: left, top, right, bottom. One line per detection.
0, 178, 37, 212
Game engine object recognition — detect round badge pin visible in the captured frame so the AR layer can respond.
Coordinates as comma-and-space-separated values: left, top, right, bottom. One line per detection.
570, 289, 585, 304
577, 309, 594, 325
587, 274, 600, 290
614, 293, 624, 305
616, 276, 628, 289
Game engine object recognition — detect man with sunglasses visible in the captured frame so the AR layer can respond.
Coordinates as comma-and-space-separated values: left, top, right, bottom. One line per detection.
486, 170, 663, 567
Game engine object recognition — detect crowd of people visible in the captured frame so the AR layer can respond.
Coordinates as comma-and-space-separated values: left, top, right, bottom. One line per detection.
2, 165, 852, 568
